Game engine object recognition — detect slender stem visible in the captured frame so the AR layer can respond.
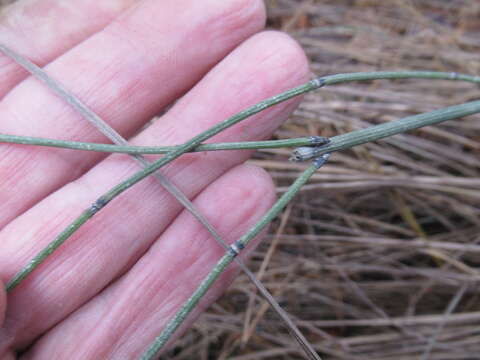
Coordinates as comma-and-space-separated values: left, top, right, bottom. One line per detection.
290, 100, 480, 161
4, 41, 480, 357
7, 93, 480, 292
319, 70, 480, 85
0, 134, 323, 154
0, 43, 320, 358
140, 99, 480, 358
2, 68, 478, 356
5, 209, 97, 290
5, 79, 323, 292
140, 154, 330, 360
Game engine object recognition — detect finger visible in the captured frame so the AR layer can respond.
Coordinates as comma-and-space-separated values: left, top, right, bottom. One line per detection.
0, 0, 138, 98
0, 31, 309, 349
25, 164, 276, 359
0, 0, 266, 227
0, 279, 15, 360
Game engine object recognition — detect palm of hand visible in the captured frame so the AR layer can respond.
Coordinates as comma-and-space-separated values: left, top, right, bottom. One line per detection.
0, 0, 308, 358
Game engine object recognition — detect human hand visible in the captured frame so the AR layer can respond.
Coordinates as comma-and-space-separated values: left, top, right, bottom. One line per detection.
0, 0, 309, 358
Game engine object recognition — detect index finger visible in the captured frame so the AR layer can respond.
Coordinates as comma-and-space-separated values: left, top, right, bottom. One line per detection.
0, 0, 137, 98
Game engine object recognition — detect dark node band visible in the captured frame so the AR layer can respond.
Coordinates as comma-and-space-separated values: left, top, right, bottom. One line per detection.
309, 136, 331, 146
310, 77, 326, 88
90, 197, 108, 213
228, 241, 245, 257
313, 152, 331, 168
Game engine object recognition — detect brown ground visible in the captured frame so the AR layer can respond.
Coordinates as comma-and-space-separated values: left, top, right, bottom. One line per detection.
2, 1, 480, 359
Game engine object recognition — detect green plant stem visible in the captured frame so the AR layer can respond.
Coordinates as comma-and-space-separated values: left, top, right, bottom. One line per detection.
5, 79, 324, 292
140, 99, 480, 358
319, 70, 480, 86
290, 100, 480, 161
0, 134, 321, 154
5, 208, 98, 290
0, 43, 320, 359
140, 154, 330, 360
2, 71, 478, 158
3, 40, 480, 357
4, 69, 479, 356
7, 73, 480, 291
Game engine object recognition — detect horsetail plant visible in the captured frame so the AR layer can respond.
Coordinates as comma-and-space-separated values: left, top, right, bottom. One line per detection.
0, 134, 328, 155
2, 100, 478, 163
0, 44, 323, 360
141, 153, 332, 359
6, 97, 480, 293
5, 62, 333, 292
2, 40, 480, 359
139, 100, 480, 359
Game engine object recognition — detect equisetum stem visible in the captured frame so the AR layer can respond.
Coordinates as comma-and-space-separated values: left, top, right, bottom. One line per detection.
0, 71, 477, 158
290, 100, 480, 161
5, 208, 97, 291
0, 71, 477, 160
5, 66, 480, 354
0, 134, 325, 154
319, 70, 480, 86
7, 74, 480, 291
140, 99, 480, 358
0, 42, 320, 358
141, 153, 331, 360
5, 79, 325, 292
3, 41, 480, 358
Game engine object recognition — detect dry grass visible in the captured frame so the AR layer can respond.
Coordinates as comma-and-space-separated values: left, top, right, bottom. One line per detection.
164, 1, 480, 359
1, 0, 479, 359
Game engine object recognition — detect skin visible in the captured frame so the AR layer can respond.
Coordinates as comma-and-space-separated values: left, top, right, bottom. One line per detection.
0, 0, 309, 358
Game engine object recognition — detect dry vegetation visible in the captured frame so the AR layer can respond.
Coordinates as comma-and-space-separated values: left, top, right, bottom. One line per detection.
1, 0, 479, 359
164, 1, 480, 359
